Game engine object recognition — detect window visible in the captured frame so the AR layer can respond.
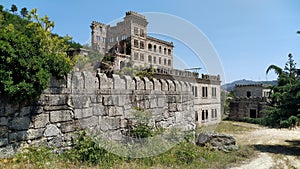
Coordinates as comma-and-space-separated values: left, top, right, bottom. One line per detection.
134, 39, 139, 48
159, 57, 161, 64
159, 46, 162, 53
192, 86, 198, 97
96, 36, 100, 41
212, 87, 217, 98
140, 41, 144, 49
164, 58, 167, 65
115, 36, 119, 42
168, 49, 172, 55
102, 37, 106, 43
134, 27, 139, 35
121, 35, 126, 40
202, 110, 208, 121
164, 48, 167, 54
134, 52, 139, 60
247, 91, 251, 98
148, 55, 152, 63
153, 56, 156, 64
140, 54, 144, 61
148, 43, 152, 51
211, 109, 217, 119
154, 45, 157, 52
202, 87, 208, 98
140, 29, 144, 37
168, 59, 171, 66
195, 111, 198, 122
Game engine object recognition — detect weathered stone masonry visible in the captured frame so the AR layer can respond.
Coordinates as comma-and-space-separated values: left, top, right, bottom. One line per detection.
0, 70, 220, 157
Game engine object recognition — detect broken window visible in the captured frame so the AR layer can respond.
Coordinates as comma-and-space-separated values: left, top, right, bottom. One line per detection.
140, 41, 144, 49
202, 87, 208, 98
134, 39, 139, 48
134, 27, 139, 35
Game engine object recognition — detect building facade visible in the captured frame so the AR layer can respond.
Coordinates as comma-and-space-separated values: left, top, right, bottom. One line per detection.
229, 84, 271, 120
91, 11, 174, 69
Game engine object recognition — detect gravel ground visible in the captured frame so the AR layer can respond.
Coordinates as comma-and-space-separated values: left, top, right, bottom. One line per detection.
228, 122, 300, 169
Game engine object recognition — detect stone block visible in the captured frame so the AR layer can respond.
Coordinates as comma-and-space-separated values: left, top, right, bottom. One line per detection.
72, 96, 90, 108
134, 77, 144, 90
79, 116, 98, 129
43, 95, 67, 106
27, 128, 44, 140
168, 103, 178, 112
9, 131, 27, 142
0, 138, 8, 147
74, 108, 93, 119
82, 71, 96, 92
124, 75, 135, 90
175, 112, 184, 123
50, 110, 73, 123
107, 106, 123, 117
44, 105, 69, 111
157, 97, 166, 107
98, 73, 109, 89
72, 71, 84, 89
0, 145, 14, 158
44, 124, 61, 137
143, 77, 153, 90
61, 121, 80, 133
152, 78, 161, 91
112, 74, 125, 89
102, 96, 114, 106
92, 104, 106, 116
10, 116, 31, 130
0, 126, 8, 138
20, 106, 31, 116
32, 113, 49, 128
99, 117, 120, 131
0, 117, 8, 126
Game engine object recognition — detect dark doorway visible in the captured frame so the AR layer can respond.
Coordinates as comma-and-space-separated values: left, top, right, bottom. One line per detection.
247, 91, 251, 98
250, 109, 257, 118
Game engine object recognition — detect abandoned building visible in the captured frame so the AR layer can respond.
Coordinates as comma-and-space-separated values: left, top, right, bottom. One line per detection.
91, 11, 174, 70
229, 84, 271, 120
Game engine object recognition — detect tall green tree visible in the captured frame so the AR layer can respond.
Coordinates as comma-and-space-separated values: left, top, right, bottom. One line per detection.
20, 7, 28, 18
0, 9, 75, 102
10, 4, 17, 13
264, 53, 300, 128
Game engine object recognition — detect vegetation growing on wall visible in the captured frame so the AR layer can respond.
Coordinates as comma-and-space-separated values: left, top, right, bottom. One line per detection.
0, 6, 77, 102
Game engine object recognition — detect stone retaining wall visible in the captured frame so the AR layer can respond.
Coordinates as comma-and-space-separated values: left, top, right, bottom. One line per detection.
0, 70, 199, 157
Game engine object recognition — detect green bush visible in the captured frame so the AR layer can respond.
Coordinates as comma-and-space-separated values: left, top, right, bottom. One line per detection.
63, 131, 122, 166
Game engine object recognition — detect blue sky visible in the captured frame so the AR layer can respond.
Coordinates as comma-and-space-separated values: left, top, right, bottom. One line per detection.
1, 0, 300, 83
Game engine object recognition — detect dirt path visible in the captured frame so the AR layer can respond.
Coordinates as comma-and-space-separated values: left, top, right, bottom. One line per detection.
227, 122, 300, 169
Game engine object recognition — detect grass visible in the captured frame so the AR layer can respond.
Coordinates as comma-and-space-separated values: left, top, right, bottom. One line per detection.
197, 120, 258, 135
0, 122, 257, 169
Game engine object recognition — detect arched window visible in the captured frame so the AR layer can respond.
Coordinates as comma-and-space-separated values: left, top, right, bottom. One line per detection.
164, 48, 167, 54
154, 45, 157, 52
148, 43, 152, 51
168, 49, 171, 55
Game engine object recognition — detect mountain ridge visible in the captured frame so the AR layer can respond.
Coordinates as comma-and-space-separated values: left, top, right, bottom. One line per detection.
222, 79, 277, 91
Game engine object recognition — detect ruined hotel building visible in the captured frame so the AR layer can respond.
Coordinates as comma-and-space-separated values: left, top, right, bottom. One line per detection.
90, 11, 222, 126
91, 11, 174, 70
229, 84, 271, 120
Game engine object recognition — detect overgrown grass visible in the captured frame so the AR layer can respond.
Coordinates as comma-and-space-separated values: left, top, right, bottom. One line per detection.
0, 129, 256, 169
197, 121, 257, 135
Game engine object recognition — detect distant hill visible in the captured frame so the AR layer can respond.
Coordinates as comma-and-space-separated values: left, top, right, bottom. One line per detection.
221, 79, 277, 91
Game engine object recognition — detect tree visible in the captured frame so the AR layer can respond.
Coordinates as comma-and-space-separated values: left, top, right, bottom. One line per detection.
264, 53, 300, 128
0, 9, 75, 102
20, 7, 28, 18
0, 5, 3, 12
10, 4, 17, 13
